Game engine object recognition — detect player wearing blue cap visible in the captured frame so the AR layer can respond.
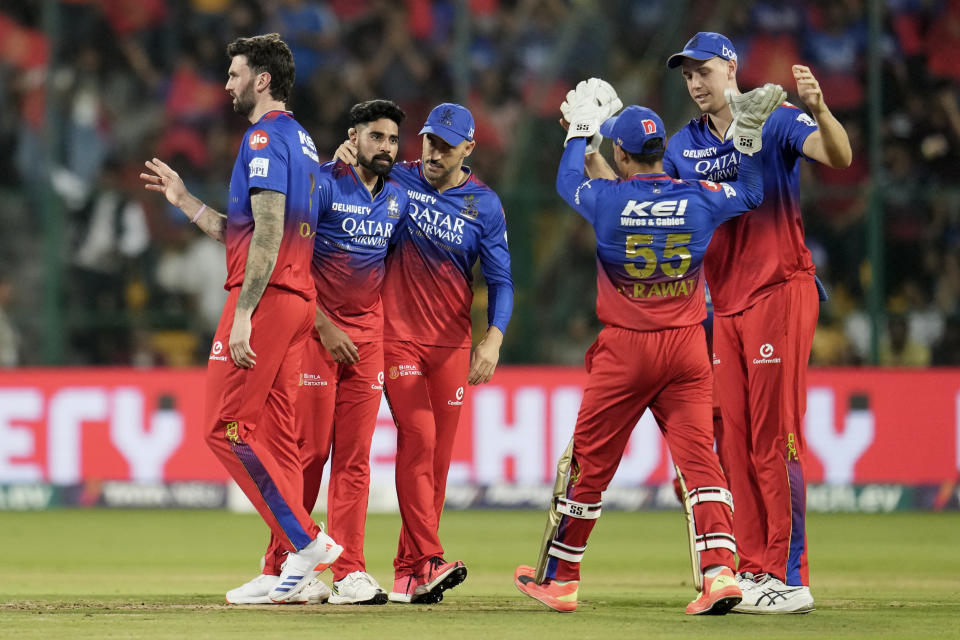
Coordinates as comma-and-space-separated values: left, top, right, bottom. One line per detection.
664, 32, 852, 614
337, 102, 514, 604
514, 79, 784, 615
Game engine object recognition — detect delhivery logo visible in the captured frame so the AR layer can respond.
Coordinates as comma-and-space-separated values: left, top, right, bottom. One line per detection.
448, 386, 465, 406
248, 129, 270, 149
249, 157, 269, 178
753, 343, 781, 364
209, 340, 228, 362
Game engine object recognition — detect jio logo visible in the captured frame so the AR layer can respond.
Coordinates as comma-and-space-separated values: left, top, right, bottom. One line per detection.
213, 341, 223, 355
456, 386, 464, 400
760, 343, 774, 358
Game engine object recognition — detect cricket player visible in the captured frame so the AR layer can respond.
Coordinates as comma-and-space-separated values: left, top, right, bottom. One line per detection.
226, 100, 409, 606
664, 32, 852, 613
140, 33, 342, 603
514, 79, 782, 615
337, 102, 514, 603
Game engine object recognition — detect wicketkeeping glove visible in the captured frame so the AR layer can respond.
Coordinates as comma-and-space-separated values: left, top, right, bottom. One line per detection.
724, 83, 787, 155
561, 78, 623, 150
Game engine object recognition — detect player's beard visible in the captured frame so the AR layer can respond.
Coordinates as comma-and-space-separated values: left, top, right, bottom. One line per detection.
358, 151, 395, 177
232, 79, 256, 118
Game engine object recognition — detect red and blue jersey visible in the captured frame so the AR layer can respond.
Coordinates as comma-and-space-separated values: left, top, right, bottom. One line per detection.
556, 137, 763, 332
225, 110, 320, 300
663, 103, 818, 315
382, 160, 514, 347
311, 160, 407, 341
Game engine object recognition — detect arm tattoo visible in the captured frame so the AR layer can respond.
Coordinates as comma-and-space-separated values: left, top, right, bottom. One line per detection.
196, 209, 227, 244
237, 189, 286, 313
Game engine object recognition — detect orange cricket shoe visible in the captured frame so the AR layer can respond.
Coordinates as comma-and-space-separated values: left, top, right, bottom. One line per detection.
514, 565, 578, 613
685, 567, 742, 615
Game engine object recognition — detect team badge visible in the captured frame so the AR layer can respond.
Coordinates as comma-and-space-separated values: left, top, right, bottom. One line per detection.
389, 366, 399, 380
460, 194, 479, 220
225, 421, 241, 444
440, 108, 455, 126
248, 129, 270, 150
386, 194, 401, 218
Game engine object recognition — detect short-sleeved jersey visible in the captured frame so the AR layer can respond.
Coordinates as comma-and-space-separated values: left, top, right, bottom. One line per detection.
225, 110, 320, 300
556, 137, 763, 332
663, 102, 818, 315
381, 161, 514, 347
311, 160, 407, 341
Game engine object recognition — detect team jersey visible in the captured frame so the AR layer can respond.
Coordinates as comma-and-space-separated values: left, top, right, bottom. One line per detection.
381, 160, 514, 347
556, 137, 763, 332
663, 102, 818, 315
225, 110, 320, 300
311, 160, 407, 341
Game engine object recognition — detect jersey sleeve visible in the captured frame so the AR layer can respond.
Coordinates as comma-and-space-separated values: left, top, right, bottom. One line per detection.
776, 103, 818, 160
479, 196, 514, 334
314, 162, 335, 222
555, 138, 598, 224
663, 143, 680, 178
244, 124, 291, 195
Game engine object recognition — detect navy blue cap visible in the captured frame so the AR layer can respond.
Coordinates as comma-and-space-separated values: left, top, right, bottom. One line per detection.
419, 103, 475, 146
599, 105, 665, 154
667, 32, 738, 69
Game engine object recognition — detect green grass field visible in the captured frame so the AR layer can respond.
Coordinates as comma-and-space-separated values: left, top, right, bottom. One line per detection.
2, 509, 959, 639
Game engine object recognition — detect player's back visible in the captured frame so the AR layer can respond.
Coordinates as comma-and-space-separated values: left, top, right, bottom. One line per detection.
664, 103, 818, 315
225, 110, 321, 300
588, 174, 736, 331
311, 159, 405, 340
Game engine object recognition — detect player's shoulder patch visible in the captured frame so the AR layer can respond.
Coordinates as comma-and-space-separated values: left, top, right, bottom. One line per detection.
248, 128, 270, 150
699, 179, 722, 192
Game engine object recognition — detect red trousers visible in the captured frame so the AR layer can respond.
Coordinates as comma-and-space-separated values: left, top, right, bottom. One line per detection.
263, 337, 384, 581
383, 340, 470, 577
204, 287, 320, 553
547, 325, 735, 582
713, 276, 818, 586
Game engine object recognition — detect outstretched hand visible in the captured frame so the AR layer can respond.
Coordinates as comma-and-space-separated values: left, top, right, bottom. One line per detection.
725, 83, 787, 155
140, 158, 189, 209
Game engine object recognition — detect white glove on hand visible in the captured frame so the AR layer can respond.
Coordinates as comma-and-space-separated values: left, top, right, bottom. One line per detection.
561, 78, 623, 150
724, 83, 787, 155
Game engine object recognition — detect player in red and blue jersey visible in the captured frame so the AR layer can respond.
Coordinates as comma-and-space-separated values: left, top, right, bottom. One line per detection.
339, 102, 514, 603
515, 92, 777, 614
140, 34, 342, 604
247, 100, 409, 606
664, 32, 852, 613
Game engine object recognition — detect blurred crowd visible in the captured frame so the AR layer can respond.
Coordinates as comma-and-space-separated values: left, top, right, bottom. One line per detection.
0, 0, 958, 367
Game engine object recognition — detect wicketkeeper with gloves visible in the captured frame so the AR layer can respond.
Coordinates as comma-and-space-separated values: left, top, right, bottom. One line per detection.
514, 77, 785, 615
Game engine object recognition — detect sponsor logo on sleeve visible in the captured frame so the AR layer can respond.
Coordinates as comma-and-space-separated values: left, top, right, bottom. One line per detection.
248, 129, 270, 150
796, 112, 816, 127
249, 157, 269, 178
721, 183, 737, 198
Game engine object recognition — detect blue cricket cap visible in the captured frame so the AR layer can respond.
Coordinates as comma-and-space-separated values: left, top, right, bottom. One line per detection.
599, 105, 665, 154
667, 32, 738, 69
419, 103, 475, 146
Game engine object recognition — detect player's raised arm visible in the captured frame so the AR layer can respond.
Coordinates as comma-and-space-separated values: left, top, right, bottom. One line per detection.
794, 65, 852, 169
141, 157, 227, 243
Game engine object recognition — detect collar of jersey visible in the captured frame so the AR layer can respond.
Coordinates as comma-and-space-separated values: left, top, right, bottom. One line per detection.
256, 109, 293, 123
626, 172, 671, 181
346, 163, 389, 200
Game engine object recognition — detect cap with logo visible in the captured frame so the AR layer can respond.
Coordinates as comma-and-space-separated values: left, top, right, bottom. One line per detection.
667, 32, 738, 69
599, 105, 665, 154
419, 103, 475, 146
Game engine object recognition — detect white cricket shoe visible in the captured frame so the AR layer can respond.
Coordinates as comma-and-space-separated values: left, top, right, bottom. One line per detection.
299, 578, 332, 604
329, 571, 388, 605
732, 574, 815, 614
225, 574, 280, 604
268, 529, 344, 603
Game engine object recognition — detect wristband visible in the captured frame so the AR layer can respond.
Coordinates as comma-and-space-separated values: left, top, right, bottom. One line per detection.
191, 203, 207, 224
